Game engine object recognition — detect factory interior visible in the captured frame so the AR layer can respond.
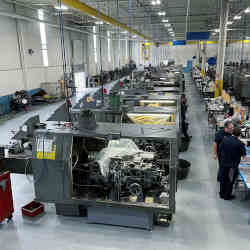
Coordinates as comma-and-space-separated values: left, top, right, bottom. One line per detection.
1, 0, 250, 249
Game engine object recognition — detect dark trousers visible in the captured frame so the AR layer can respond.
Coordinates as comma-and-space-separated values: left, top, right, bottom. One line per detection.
182, 121, 189, 139
219, 166, 238, 198
217, 158, 221, 182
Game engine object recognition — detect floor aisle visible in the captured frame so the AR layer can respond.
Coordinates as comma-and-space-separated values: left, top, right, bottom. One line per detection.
1, 74, 250, 250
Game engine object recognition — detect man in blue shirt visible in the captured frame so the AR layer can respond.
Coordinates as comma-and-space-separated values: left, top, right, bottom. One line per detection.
213, 120, 233, 181
219, 127, 246, 200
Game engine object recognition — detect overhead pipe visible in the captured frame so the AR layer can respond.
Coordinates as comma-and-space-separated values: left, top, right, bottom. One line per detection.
61, 0, 153, 42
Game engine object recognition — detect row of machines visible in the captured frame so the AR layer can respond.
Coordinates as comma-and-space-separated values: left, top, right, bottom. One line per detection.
223, 63, 250, 194
223, 62, 250, 102
192, 62, 250, 103
0, 65, 184, 230
88, 61, 137, 87
193, 64, 250, 200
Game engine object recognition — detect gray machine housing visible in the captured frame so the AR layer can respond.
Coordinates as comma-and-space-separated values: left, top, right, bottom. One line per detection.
31, 123, 178, 230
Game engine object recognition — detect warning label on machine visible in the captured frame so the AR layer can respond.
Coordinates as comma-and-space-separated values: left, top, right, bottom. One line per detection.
36, 137, 56, 160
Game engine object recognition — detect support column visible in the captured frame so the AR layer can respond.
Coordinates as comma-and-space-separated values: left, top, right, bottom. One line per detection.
196, 41, 201, 67
215, 0, 229, 97
201, 41, 207, 80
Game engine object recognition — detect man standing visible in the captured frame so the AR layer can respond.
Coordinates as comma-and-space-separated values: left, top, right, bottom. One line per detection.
219, 127, 246, 200
213, 120, 233, 181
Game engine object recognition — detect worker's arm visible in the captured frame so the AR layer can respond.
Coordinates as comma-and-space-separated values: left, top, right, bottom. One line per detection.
213, 142, 217, 160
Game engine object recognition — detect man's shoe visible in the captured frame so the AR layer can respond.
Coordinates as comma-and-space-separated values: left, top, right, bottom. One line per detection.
224, 195, 235, 200
219, 193, 225, 199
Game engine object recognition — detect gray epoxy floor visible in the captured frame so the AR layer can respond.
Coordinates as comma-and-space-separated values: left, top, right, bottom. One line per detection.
1, 77, 250, 250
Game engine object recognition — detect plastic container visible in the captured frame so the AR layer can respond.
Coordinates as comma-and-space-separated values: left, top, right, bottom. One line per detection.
177, 159, 191, 180
22, 201, 44, 217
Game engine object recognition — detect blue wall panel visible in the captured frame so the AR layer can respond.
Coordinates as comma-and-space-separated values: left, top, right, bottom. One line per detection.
173, 40, 186, 46
186, 32, 210, 41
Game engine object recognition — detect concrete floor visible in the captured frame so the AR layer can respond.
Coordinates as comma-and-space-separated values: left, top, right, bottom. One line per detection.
1, 77, 250, 250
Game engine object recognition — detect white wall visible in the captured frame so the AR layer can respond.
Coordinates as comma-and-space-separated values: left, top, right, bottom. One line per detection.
0, 16, 65, 96
158, 43, 217, 66
20, 20, 45, 90
131, 41, 141, 66
146, 42, 217, 67
88, 33, 98, 75
100, 36, 112, 72
0, 16, 23, 95
0, 0, 94, 97
0, 0, 141, 98
46, 26, 64, 82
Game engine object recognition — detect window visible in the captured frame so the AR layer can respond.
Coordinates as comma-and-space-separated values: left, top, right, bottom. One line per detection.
38, 9, 48, 67
93, 26, 98, 63
107, 31, 111, 62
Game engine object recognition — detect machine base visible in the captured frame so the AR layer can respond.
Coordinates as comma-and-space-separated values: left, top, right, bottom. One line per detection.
88, 206, 154, 230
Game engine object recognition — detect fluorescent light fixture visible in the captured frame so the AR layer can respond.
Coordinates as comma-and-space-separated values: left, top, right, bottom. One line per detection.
164, 24, 171, 27
245, 7, 250, 13
107, 31, 111, 62
54, 5, 68, 10
95, 21, 103, 25
38, 9, 44, 20
162, 19, 168, 23
152, 0, 160, 5
234, 15, 241, 20
38, 10, 48, 67
227, 21, 233, 25
214, 28, 220, 33
158, 11, 166, 16
121, 31, 128, 33
168, 28, 173, 31
93, 26, 98, 63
